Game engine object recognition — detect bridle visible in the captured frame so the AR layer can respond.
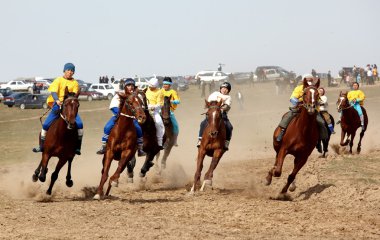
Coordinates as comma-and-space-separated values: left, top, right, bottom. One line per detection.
205, 103, 223, 137
60, 96, 79, 129
336, 95, 353, 112
120, 93, 143, 119
302, 86, 318, 112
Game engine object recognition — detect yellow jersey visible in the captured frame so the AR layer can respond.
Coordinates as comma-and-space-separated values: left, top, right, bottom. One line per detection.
146, 88, 164, 106
290, 85, 304, 102
47, 77, 79, 107
161, 89, 180, 111
347, 90, 365, 106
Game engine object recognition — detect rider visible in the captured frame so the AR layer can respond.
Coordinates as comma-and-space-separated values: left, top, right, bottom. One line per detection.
318, 87, 335, 134
347, 82, 366, 131
161, 77, 180, 146
146, 77, 165, 149
96, 78, 146, 156
276, 74, 328, 142
197, 82, 233, 150
32, 63, 83, 155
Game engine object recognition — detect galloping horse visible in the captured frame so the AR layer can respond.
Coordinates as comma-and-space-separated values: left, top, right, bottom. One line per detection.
93, 89, 146, 199
157, 95, 176, 169
336, 91, 368, 154
317, 114, 335, 158
266, 79, 321, 197
125, 90, 161, 181
32, 88, 80, 195
190, 100, 226, 193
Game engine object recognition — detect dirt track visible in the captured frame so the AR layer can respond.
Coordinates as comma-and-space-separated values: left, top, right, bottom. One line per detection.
0, 81, 379, 239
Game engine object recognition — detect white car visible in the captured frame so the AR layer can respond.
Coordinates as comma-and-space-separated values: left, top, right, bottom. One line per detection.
195, 70, 229, 84
264, 68, 285, 81
133, 77, 150, 90
0, 80, 33, 92
88, 83, 115, 100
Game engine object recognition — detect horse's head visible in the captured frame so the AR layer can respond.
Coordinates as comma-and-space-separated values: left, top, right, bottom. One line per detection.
122, 89, 146, 124
302, 77, 320, 114
336, 90, 349, 112
205, 100, 223, 138
162, 95, 172, 125
62, 87, 80, 130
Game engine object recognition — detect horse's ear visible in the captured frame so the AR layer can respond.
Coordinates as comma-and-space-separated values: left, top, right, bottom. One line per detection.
217, 100, 223, 107
204, 99, 209, 108
315, 78, 320, 88
303, 78, 308, 89
143, 88, 147, 93
64, 86, 69, 97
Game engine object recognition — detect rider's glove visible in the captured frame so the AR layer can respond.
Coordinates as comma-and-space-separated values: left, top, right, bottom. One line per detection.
171, 100, 180, 105
290, 97, 299, 106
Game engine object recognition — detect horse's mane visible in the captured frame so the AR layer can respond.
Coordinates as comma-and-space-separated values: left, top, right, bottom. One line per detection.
205, 100, 219, 109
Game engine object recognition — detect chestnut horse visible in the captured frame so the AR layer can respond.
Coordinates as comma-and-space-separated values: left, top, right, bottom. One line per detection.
125, 90, 161, 181
157, 95, 175, 169
93, 89, 146, 199
32, 89, 80, 195
190, 100, 226, 193
336, 91, 368, 154
266, 79, 321, 197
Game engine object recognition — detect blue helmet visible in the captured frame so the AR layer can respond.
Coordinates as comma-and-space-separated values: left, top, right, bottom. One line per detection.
220, 82, 231, 92
125, 78, 135, 86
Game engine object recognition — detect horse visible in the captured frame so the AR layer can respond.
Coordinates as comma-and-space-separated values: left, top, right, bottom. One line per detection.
32, 88, 80, 195
125, 90, 161, 182
93, 88, 146, 199
266, 79, 321, 197
190, 100, 226, 193
336, 91, 368, 154
157, 95, 176, 169
316, 114, 335, 158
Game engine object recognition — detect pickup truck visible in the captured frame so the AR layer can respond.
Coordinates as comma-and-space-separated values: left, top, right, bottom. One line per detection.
0, 80, 33, 92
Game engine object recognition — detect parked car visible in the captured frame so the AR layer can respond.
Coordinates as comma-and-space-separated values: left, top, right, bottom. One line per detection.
76, 79, 92, 89
0, 88, 14, 97
172, 76, 189, 91
0, 93, 3, 102
88, 83, 115, 100
3, 92, 31, 107
255, 66, 294, 82
133, 77, 150, 90
78, 86, 104, 101
0, 80, 33, 92
195, 70, 229, 84
35, 79, 52, 87
233, 72, 258, 84
14, 94, 49, 109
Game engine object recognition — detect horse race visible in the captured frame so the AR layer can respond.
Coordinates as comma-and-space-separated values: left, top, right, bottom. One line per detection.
1, 1, 379, 239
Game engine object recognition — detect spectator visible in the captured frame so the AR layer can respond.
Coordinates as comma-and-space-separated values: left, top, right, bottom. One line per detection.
327, 70, 332, 87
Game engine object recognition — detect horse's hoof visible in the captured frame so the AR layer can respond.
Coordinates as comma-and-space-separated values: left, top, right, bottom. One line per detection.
32, 174, 38, 182
66, 180, 74, 188
127, 177, 134, 183
46, 190, 52, 195
39, 176, 46, 182
200, 179, 212, 191
289, 185, 296, 192
93, 194, 101, 200
139, 172, 146, 178
111, 180, 119, 187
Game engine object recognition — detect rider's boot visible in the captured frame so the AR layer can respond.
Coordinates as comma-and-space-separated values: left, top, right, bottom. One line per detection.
196, 138, 202, 148
75, 136, 83, 155
224, 140, 230, 151
328, 124, 335, 134
96, 142, 106, 155
276, 128, 286, 142
32, 135, 45, 153
137, 143, 146, 157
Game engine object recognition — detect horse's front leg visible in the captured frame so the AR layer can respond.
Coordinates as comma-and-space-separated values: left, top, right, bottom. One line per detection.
202, 149, 224, 191
109, 149, 134, 190
126, 156, 136, 183
39, 152, 51, 182
65, 158, 74, 187
266, 152, 279, 186
32, 161, 42, 182
94, 154, 113, 200
190, 148, 207, 194
279, 155, 307, 196
357, 130, 365, 153
47, 157, 67, 195
140, 149, 159, 177
340, 130, 349, 146
349, 132, 356, 154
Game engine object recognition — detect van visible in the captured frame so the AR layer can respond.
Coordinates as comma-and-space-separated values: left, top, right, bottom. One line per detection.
88, 83, 115, 100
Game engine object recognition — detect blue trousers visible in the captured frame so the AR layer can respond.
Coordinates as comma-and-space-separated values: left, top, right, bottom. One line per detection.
101, 108, 143, 142
170, 111, 179, 135
198, 113, 233, 141
351, 102, 363, 116
43, 103, 83, 131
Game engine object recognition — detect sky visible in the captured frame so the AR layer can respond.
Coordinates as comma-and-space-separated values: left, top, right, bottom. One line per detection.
0, 0, 378, 83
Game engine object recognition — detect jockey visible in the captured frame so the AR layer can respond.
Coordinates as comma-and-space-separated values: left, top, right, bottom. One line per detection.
276, 73, 328, 142
161, 77, 180, 146
197, 82, 233, 150
318, 87, 335, 134
32, 63, 84, 155
96, 78, 146, 156
146, 77, 165, 149
347, 82, 366, 131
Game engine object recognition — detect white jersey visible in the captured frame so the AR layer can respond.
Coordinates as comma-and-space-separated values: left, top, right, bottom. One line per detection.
319, 95, 328, 111
208, 91, 232, 112
109, 94, 120, 109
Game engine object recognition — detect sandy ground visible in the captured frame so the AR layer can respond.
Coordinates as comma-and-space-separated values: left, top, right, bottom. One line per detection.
0, 81, 379, 239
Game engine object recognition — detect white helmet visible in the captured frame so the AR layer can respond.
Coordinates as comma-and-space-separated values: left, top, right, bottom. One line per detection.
302, 73, 314, 85
148, 77, 159, 88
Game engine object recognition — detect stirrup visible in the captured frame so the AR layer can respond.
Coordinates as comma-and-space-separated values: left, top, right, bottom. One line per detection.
96, 145, 106, 155
32, 146, 43, 153
138, 149, 146, 157
336, 120, 341, 125
276, 129, 285, 142
196, 139, 201, 148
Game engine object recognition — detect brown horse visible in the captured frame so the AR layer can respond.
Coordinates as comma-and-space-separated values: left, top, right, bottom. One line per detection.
32, 88, 80, 195
93, 88, 146, 200
157, 95, 176, 169
125, 90, 161, 181
190, 100, 226, 193
266, 79, 321, 197
336, 91, 368, 154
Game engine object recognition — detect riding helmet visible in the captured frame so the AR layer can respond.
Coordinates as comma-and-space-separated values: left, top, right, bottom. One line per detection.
125, 78, 135, 86
220, 82, 231, 92
163, 77, 172, 85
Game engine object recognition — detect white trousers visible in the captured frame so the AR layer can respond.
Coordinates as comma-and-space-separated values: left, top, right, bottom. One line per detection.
152, 111, 165, 146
